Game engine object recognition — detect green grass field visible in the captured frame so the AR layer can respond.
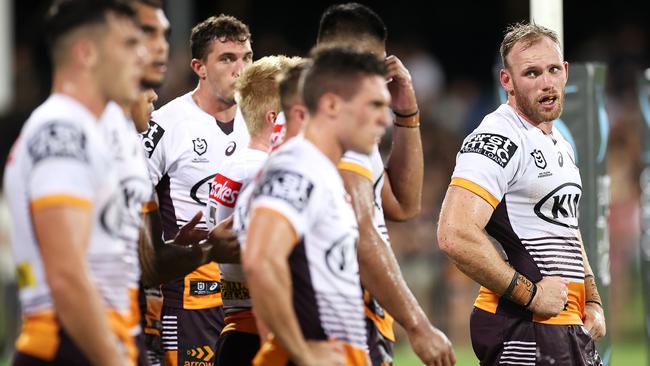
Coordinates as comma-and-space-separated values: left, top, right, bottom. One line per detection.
393, 340, 647, 365
0, 340, 646, 365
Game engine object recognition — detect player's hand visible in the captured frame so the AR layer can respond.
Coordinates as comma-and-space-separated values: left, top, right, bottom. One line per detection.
299, 340, 346, 366
583, 302, 606, 341
173, 211, 208, 246
528, 276, 569, 318
408, 323, 456, 366
385, 55, 418, 116
206, 215, 239, 263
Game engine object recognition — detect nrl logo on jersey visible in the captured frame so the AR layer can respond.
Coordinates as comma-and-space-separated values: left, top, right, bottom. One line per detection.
192, 138, 209, 163
460, 132, 518, 168
193, 138, 208, 155
531, 149, 547, 169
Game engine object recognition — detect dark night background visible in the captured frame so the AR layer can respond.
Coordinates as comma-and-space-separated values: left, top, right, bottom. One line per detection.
2, 1, 650, 363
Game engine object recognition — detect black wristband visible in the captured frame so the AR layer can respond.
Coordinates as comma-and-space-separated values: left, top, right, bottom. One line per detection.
393, 109, 419, 118
524, 282, 537, 308
503, 271, 519, 299
586, 300, 603, 308
394, 122, 420, 128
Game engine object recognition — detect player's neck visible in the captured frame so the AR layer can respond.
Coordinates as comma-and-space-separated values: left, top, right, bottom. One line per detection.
192, 85, 236, 122
507, 99, 554, 134
248, 133, 271, 152
304, 119, 343, 165
52, 71, 108, 119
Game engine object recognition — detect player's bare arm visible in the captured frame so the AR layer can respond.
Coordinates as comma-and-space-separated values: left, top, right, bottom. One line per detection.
34, 204, 127, 366
381, 55, 423, 221
438, 185, 569, 318
343, 170, 455, 366
580, 238, 606, 340
243, 207, 345, 366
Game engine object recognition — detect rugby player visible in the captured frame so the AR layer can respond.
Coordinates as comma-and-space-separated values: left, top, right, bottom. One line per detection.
243, 47, 390, 366
317, 3, 455, 365
142, 14, 252, 366
438, 23, 605, 366
4, 1, 144, 364
206, 55, 303, 365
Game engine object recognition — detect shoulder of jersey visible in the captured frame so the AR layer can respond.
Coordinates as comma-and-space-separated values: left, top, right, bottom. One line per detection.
27, 95, 94, 130
475, 104, 525, 136
150, 93, 199, 130
19, 96, 98, 165
267, 138, 303, 165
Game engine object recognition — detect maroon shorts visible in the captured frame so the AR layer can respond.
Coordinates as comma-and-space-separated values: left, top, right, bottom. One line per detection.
470, 307, 602, 366
161, 305, 224, 366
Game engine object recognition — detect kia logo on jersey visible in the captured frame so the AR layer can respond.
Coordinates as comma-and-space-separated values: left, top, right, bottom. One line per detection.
460, 133, 518, 168
209, 174, 242, 208
325, 233, 360, 285
190, 174, 216, 206
100, 190, 127, 238
193, 138, 208, 156
533, 183, 582, 229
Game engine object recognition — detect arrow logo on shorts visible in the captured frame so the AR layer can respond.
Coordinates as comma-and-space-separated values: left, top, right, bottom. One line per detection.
188, 345, 214, 362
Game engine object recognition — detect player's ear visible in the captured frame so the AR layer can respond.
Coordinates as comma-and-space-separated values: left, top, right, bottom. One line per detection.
318, 92, 341, 119
191, 58, 207, 79
265, 110, 277, 128
500, 68, 514, 96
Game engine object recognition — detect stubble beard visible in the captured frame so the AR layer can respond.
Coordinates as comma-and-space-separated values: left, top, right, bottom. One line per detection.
513, 83, 565, 124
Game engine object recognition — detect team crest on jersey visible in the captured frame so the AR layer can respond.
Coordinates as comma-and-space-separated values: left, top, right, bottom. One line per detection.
193, 138, 208, 155
141, 121, 164, 158
531, 149, 547, 169
28, 122, 88, 164
254, 169, 314, 212
460, 133, 518, 168
209, 174, 242, 208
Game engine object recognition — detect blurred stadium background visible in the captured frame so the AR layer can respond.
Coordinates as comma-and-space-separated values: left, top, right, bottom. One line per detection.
2, 0, 650, 364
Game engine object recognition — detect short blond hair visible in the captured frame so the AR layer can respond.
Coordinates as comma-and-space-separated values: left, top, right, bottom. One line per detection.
500, 22, 560, 69
236, 55, 303, 136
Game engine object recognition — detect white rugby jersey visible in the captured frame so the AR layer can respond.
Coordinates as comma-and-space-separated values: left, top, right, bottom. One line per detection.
101, 102, 152, 334
205, 147, 267, 315
246, 137, 366, 349
144, 93, 250, 309
4, 94, 129, 316
451, 103, 585, 325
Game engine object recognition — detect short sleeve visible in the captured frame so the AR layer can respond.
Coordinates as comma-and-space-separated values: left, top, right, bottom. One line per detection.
338, 151, 373, 182
27, 121, 94, 208
141, 119, 167, 185
451, 123, 522, 208
249, 168, 316, 238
